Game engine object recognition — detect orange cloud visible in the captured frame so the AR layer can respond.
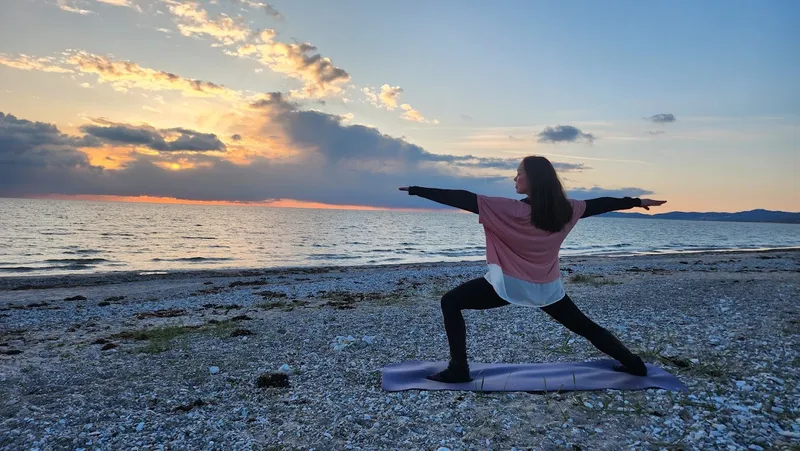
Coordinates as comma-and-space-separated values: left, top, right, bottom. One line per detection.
233, 30, 351, 98
164, 0, 251, 45
362, 84, 438, 124
0, 53, 73, 73
80, 145, 137, 169
66, 51, 243, 99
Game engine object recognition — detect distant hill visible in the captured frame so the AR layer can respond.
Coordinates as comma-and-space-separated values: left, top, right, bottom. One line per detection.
598, 209, 800, 224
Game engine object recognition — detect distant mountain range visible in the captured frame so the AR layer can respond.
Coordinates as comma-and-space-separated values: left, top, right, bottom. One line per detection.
598, 209, 800, 224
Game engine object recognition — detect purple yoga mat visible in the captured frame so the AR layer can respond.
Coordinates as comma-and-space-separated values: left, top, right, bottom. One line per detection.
382, 359, 687, 392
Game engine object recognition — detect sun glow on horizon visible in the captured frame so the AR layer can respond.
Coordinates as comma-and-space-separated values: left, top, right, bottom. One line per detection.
21, 194, 439, 212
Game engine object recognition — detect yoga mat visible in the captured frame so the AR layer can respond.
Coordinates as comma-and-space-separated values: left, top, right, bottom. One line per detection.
381, 359, 687, 392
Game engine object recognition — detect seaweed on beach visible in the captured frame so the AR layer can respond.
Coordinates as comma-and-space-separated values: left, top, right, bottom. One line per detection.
256, 299, 309, 312
229, 279, 269, 288
567, 274, 621, 286
191, 286, 225, 296
202, 303, 243, 309
63, 295, 87, 301
317, 289, 412, 309
135, 309, 187, 319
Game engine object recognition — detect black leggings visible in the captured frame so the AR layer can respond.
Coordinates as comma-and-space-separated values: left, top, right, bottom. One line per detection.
439, 277, 645, 373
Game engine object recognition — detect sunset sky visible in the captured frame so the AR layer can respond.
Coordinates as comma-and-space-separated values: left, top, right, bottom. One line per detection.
0, 0, 797, 213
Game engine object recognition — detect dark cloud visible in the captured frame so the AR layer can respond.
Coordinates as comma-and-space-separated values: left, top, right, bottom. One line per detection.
231, 134, 242, 141
251, 93, 584, 173
0, 112, 99, 168
79, 123, 225, 152
537, 125, 596, 144
264, 3, 283, 20
0, 112, 104, 198
0, 109, 648, 210
645, 114, 676, 123
566, 186, 654, 200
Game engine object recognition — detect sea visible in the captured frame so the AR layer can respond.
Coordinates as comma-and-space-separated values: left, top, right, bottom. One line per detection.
1, 197, 798, 277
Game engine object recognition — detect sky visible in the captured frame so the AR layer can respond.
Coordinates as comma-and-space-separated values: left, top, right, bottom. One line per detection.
0, 0, 798, 213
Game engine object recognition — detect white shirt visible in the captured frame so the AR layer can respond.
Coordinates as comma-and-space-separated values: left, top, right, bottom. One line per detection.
483, 263, 566, 307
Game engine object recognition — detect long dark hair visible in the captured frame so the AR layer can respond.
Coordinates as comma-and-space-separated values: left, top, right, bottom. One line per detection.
522, 155, 573, 233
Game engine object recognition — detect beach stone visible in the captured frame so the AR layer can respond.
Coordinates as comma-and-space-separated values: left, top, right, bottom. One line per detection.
256, 372, 289, 388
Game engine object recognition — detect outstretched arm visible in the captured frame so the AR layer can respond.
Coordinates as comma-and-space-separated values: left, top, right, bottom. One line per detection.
401, 186, 479, 214
582, 197, 641, 218
581, 197, 667, 218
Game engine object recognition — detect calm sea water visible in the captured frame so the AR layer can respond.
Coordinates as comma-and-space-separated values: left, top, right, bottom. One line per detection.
1, 198, 798, 277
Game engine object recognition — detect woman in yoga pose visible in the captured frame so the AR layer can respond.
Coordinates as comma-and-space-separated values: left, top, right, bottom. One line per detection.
400, 155, 666, 383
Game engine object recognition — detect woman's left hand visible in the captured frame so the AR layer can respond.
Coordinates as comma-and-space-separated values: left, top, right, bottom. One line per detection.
638, 199, 667, 210
398, 187, 409, 192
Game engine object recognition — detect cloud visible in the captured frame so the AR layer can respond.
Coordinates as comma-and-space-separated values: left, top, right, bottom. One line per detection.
95, 0, 134, 6
231, 134, 242, 141
647, 130, 666, 135
537, 125, 596, 144
65, 51, 242, 99
362, 84, 437, 123
0, 53, 74, 73
228, 0, 284, 20
0, 112, 100, 159
645, 113, 676, 123
249, 93, 558, 171
263, 3, 283, 20
79, 120, 226, 152
56, 0, 95, 15
159, 1, 347, 98
378, 84, 403, 110
235, 30, 350, 98
566, 186, 654, 200
0, 108, 617, 209
460, 114, 474, 121
164, 0, 252, 45
0, 112, 103, 196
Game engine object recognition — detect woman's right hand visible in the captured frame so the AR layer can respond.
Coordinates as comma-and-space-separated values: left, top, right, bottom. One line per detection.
638, 199, 667, 210
398, 187, 409, 192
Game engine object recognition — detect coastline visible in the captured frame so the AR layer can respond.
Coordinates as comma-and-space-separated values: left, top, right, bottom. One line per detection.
1, 249, 798, 449
2, 246, 798, 291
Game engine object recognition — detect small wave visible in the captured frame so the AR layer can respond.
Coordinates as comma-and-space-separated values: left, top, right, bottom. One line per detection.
60, 264, 94, 270
306, 254, 359, 260
428, 250, 485, 257
151, 257, 234, 262
180, 236, 217, 240
63, 249, 103, 255
46, 258, 108, 264
40, 231, 72, 236
0, 266, 38, 273
100, 232, 135, 237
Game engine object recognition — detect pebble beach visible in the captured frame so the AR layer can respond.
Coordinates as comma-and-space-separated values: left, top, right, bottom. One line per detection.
1, 249, 798, 450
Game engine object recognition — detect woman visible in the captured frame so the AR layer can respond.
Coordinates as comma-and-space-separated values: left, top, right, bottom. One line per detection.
400, 155, 666, 383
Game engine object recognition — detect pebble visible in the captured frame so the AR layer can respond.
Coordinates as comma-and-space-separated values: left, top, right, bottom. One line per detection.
209, 366, 220, 375
1, 256, 798, 450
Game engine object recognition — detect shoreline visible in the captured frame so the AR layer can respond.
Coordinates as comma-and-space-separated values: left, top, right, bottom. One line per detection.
1, 246, 798, 291
1, 248, 798, 449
